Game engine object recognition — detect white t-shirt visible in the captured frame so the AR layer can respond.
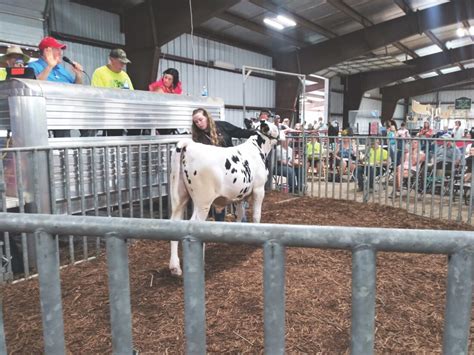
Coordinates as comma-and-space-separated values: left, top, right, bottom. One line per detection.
397, 128, 410, 138
275, 145, 293, 166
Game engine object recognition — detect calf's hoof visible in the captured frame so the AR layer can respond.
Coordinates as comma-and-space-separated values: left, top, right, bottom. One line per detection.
170, 266, 182, 277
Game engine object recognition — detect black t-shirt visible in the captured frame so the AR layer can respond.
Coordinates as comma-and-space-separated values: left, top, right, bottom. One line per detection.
196, 121, 256, 147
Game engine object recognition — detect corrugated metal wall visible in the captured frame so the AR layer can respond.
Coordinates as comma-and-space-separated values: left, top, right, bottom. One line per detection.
0, 0, 45, 46
160, 34, 275, 126
162, 34, 272, 69
51, 0, 125, 45
61, 40, 111, 85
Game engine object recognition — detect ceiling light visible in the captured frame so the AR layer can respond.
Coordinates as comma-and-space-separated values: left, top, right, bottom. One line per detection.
276, 15, 296, 27
469, 27, 474, 36
457, 27, 466, 37
263, 18, 284, 30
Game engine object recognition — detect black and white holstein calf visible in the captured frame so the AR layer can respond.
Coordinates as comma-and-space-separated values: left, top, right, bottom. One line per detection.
168, 121, 281, 276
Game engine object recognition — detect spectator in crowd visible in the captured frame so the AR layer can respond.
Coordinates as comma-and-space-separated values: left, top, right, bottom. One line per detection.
435, 134, 462, 174
387, 123, 397, 164
397, 122, 410, 138
273, 114, 281, 125
259, 109, 271, 121
328, 120, 339, 149
149, 68, 182, 94
29, 37, 83, 137
0, 46, 30, 80
281, 118, 290, 129
314, 117, 324, 130
463, 145, 474, 183
274, 135, 303, 193
192, 107, 256, 221
91, 49, 133, 89
28, 36, 83, 84
335, 136, 357, 179
306, 136, 322, 175
417, 121, 433, 156
452, 120, 466, 153
356, 139, 388, 191
394, 140, 426, 194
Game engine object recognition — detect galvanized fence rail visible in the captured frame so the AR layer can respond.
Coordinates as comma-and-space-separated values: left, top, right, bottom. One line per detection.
0, 140, 177, 281
274, 134, 474, 224
0, 213, 472, 354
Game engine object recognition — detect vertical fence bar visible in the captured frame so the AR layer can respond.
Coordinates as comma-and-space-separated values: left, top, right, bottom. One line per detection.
442, 248, 473, 355
0, 158, 12, 280
263, 240, 285, 355
104, 147, 112, 216
35, 230, 65, 354
127, 145, 133, 218
183, 237, 206, 354
116, 146, 123, 218
15, 151, 29, 277
63, 148, 75, 264
138, 145, 144, 218
78, 148, 88, 260
148, 144, 153, 218
106, 232, 133, 354
351, 245, 376, 355
157, 144, 163, 219
0, 283, 6, 355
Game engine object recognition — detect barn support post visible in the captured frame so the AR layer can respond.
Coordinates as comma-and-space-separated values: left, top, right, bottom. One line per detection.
106, 232, 133, 355
442, 247, 473, 355
351, 245, 376, 355
34, 230, 65, 354
183, 237, 206, 354
263, 240, 285, 355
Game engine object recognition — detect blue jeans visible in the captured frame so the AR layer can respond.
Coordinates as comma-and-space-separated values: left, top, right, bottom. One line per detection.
274, 165, 302, 193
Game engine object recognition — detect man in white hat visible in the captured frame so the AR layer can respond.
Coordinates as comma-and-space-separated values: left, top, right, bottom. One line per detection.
0, 46, 30, 80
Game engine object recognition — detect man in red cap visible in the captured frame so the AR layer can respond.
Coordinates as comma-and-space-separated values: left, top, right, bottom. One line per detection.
28, 36, 83, 84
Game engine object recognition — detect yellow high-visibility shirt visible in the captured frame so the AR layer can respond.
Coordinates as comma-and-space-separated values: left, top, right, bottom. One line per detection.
91, 65, 134, 90
306, 141, 321, 156
0, 68, 6, 81
368, 147, 388, 165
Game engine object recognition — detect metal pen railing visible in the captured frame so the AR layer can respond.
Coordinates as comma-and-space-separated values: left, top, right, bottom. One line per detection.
0, 213, 472, 354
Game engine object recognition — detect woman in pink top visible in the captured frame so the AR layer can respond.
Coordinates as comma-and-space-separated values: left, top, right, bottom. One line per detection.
149, 68, 183, 94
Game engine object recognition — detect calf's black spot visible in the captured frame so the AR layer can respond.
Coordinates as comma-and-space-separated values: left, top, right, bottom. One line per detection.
232, 155, 240, 163
225, 159, 231, 170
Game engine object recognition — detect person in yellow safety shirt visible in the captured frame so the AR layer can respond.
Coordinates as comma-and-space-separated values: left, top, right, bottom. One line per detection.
0, 46, 31, 80
306, 136, 322, 175
91, 48, 133, 90
356, 139, 388, 191
91, 48, 134, 136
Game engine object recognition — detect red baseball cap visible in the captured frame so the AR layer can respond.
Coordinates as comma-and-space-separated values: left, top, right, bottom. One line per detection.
38, 37, 67, 50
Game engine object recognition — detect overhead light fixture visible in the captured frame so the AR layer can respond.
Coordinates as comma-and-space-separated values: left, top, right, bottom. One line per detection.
469, 27, 474, 36
276, 15, 296, 27
457, 27, 466, 37
263, 18, 284, 31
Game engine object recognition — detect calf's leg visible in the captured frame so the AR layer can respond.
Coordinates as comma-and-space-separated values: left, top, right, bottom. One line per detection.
252, 186, 265, 223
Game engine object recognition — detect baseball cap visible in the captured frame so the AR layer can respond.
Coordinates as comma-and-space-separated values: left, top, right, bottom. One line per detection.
109, 48, 131, 64
0, 46, 30, 63
38, 36, 66, 50
441, 133, 452, 139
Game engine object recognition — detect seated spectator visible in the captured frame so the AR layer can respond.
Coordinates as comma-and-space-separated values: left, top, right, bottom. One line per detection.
394, 140, 426, 193
335, 136, 357, 178
91, 49, 133, 89
0, 46, 30, 80
463, 145, 474, 183
306, 136, 322, 174
356, 139, 388, 191
90, 48, 134, 137
149, 68, 182, 94
28, 37, 84, 138
434, 134, 462, 175
29, 36, 83, 84
273, 136, 303, 193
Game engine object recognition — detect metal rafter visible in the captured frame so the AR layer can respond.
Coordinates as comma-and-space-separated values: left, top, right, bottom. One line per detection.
248, 0, 337, 39
381, 68, 474, 100
351, 44, 474, 92
217, 11, 307, 48
297, 0, 474, 74
394, 0, 448, 75
327, 0, 418, 58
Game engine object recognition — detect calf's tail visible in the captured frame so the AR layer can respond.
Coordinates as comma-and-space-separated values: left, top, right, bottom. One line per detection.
170, 139, 192, 214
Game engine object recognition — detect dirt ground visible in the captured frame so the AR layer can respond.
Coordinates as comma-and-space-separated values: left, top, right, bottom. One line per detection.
2, 191, 474, 354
